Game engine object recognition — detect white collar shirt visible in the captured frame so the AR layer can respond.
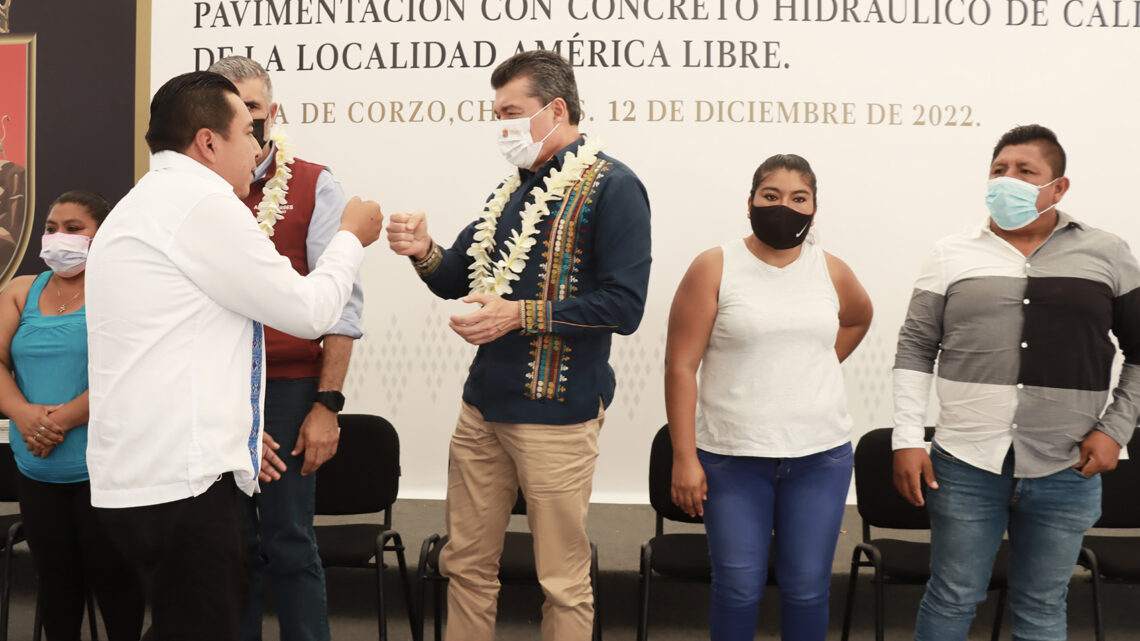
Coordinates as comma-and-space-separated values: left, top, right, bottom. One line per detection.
85, 151, 363, 508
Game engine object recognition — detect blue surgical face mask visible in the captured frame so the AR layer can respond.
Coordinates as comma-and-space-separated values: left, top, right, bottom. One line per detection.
985, 176, 1060, 231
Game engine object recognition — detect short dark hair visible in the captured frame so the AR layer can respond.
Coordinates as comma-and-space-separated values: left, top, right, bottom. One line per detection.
145, 71, 240, 154
992, 124, 1066, 178
750, 154, 818, 201
491, 50, 582, 125
50, 190, 111, 226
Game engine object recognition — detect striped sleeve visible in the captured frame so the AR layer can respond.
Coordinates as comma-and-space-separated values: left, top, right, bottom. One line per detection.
894, 245, 946, 374
892, 245, 946, 450
1096, 239, 1140, 446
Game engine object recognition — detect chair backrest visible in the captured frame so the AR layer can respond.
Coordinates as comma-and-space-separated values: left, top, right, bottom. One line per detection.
853, 427, 933, 533
0, 443, 18, 503
314, 414, 399, 517
1096, 428, 1140, 528
648, 425, 704, 532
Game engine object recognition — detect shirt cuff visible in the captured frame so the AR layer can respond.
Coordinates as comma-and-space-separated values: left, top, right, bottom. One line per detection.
324, 324, 364, 340
521, 300, 551, 334
892, 368, 933, 450
412, 242, 442, 276
892, 425, 929, 451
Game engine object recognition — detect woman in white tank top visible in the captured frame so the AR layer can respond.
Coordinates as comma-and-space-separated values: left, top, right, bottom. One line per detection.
664, 154, 873, 641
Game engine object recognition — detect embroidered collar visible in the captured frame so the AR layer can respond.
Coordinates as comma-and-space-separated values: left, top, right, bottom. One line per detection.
467, 135, 604, 295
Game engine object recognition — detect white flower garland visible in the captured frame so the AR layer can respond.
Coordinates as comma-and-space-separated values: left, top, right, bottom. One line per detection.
255, 127, 295, 236
467, 136, 605, 295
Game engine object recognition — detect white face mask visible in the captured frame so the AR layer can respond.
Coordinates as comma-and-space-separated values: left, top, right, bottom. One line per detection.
496, 101, 560, 169
40, 232, 92, 277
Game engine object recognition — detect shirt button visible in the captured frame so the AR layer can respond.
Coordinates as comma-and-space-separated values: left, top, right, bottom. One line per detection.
1012, 423, 1019, 429
1020, 341, 1028, 348
1025, 263, 1032, 269
1017, 383, 1024, 389
1023, 298, 1030, 305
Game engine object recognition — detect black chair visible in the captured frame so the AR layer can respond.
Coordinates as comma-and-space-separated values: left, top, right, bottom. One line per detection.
417, 489, 602, 641
313, 414, 416, 641
638, 425, 780, 641
841, 427, 1009, 641
638, 424, 712, 641
1078, 428, 1140, 641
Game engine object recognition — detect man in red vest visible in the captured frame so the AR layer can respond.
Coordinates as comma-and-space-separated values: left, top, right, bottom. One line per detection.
209, 56, 363, 641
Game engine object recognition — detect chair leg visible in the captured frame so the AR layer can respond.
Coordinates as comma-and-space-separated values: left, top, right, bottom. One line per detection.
872, 568, 884, 641
1091, 575, 1104, 641
417, 576, 428, 641
0, 524, 20, 641
637, 543, 651, 641
374, 531, 417, 641
383, 532, 418, 641
990, 587, 1006, 641
374, 532, 392, 641
433, 579, 445, 641
1082, 548, 1103, 641
416, 536, 436, 641
400, 553, 419, 641
841, 547, 863, 641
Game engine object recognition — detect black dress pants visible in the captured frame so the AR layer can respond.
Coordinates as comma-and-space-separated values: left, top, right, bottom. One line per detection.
17, 475, 145, 641
96, 473, 249, 641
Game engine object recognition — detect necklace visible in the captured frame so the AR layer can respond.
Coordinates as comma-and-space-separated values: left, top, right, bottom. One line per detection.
52, 277, 82, 313
467, 136, 605, 295
255, 128, 296, 236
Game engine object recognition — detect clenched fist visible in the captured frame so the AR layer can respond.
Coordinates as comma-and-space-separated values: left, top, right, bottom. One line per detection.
386, 211, 432, 260
338, 197, 384, 247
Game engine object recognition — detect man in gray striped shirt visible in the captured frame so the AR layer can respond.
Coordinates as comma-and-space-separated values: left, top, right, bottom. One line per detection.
891, 124, 1140, 641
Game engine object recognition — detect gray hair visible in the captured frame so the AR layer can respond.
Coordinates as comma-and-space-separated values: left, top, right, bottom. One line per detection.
207, 56, 273, 104
490, 50, 581, 125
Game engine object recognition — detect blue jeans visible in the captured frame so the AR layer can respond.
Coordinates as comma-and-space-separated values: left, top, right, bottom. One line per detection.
239, 377, 330, 641
916, 443, 1102, 641
699, 442, 854, 641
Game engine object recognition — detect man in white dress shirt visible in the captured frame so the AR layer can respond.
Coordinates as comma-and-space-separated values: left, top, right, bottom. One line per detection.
84, 71, 382, 641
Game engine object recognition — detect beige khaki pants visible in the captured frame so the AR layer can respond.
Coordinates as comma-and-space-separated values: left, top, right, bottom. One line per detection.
439, 401, 604, 641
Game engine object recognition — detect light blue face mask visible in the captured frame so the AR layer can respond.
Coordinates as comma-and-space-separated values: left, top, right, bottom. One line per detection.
985, 176, 1060, 231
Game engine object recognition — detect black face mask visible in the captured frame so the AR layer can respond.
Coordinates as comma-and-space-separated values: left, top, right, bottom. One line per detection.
749, 204, 814, 250
252, 119, 267, 148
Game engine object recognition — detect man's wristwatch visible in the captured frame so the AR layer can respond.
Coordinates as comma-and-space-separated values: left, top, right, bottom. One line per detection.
314, 390, 345, 413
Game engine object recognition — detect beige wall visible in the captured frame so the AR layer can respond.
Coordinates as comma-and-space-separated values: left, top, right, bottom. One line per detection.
150, 0, 1139, 502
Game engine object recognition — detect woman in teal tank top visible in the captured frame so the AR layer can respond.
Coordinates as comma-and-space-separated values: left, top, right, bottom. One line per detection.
0, 192, 143, 641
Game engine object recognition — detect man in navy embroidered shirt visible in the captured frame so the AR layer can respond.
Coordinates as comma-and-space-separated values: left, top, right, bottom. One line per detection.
387, 50, 651, 641
891, 124, 1140, 641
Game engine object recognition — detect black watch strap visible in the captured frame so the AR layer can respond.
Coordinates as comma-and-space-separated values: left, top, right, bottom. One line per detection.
314, 390, 345, 412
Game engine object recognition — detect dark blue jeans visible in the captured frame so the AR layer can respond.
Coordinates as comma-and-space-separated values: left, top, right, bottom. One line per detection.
916, 443, 1102, 641
239, 377, 329, 641
699, 442, 854, 641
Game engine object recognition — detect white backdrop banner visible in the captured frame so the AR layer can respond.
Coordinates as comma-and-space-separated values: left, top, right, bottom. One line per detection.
151, 0, 1139, 502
